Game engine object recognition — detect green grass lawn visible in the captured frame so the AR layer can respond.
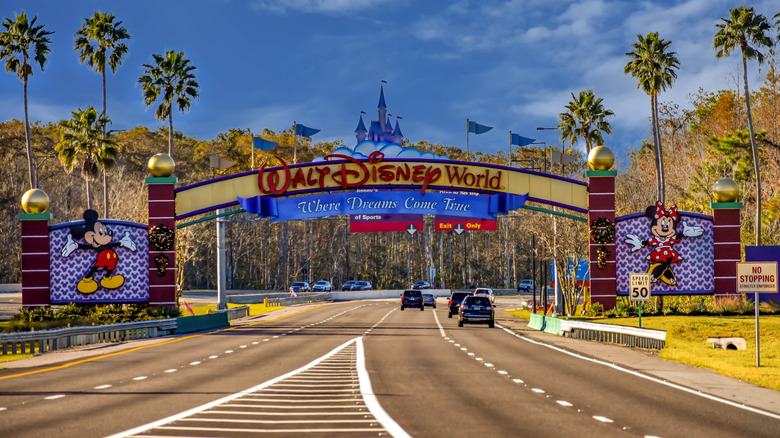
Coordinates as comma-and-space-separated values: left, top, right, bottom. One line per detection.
505, 310, 780, 391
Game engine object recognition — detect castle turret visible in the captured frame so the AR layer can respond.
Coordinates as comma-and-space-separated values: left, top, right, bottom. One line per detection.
355, 114, 367, 143
378, 85, 387, 132
391, 120, 403, 144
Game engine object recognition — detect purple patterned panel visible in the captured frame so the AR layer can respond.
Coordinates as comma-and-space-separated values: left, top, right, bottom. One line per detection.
616, 213, 714, 295
49, 220, 149, 303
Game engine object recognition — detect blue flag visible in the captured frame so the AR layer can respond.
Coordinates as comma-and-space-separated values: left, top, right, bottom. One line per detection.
510, 134, 535, 146
467, 120, 493, 135
253, 137, 279, 150
295, 124, 321, 138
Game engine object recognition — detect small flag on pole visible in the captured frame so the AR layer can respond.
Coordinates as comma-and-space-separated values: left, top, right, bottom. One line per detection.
182, 300, 195, 316
381, 80, 387, 83
289, 287, 298, 298
467, 120, 493, 135
295, 124, 321, 138
510, 134, 535, 146
253, 136, 279, 150
360, 111, 366, 114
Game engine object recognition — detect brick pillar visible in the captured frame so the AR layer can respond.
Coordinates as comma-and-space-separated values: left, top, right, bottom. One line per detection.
711, 202, 742, 296
20, 213, 51, 307
587, 170, 617, 310
147, 177, 177, 306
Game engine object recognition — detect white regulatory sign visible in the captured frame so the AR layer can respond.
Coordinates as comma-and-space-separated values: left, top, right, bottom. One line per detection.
629, 273, 651, 301
737, 262, 778, 293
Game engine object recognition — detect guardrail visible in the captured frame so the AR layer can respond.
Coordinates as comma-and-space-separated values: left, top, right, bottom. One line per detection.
528, 314, 666, 350
213, 305, 250, 319
0, 319, 177, 355
267, 293, 331, 306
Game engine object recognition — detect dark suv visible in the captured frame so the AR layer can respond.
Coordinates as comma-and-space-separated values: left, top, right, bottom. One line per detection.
400, 290, 424, 311
448, 291, 472, 318
458, 295, 495, 328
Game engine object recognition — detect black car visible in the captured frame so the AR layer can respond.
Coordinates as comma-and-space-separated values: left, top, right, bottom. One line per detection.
342, 280, 357, 291
423, 293, 436, 308
400, 290, 424, 311
351, 281, 372, 291
412, 280, 431, 289
447, 291, 472, 318
458, 295, 495, 328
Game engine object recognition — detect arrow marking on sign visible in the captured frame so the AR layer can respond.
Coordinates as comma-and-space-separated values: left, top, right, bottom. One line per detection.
407, 224, 418, 236
454, 224, 465, 235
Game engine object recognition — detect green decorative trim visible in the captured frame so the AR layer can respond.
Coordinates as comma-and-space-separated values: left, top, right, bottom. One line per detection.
176, 208, 246, 229
586, 170, 617, 177
18, 213, 52, 220
520, 205, 587, 222
710, 202, 743, 209
145, 176, 178, 184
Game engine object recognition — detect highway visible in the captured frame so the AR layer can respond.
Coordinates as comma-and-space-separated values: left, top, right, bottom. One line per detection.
1, 299, 779, 437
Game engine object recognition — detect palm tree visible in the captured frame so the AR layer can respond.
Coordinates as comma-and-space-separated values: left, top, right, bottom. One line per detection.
714, 6, 773, 246
557, 90, 614, 155
74, 11, 130, 218
624, 32, 680, 204
0, 11, 53, 189
56, 106, 118, 210
138, 50, 199, 160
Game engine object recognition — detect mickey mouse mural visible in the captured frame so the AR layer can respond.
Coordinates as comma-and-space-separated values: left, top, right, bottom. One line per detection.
624, 202, 704, 285
61, 209, 137, 294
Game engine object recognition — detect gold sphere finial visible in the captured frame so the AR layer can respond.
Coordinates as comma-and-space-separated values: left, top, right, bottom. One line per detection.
148, 153, 175, 177
588, 145, 614, 171
712, 178, 740, 203
21, 188, 49, 214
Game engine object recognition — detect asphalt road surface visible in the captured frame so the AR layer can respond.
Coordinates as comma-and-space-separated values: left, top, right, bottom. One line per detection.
1, 300, 779, 437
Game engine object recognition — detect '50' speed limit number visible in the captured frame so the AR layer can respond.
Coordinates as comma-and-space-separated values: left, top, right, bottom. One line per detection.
630, 273, 651, 301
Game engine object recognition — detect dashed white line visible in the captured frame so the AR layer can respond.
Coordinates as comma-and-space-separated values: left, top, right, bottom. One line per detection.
94, 384, 112, 389
484, 363, 494, 368
133, 376, 147, 381
263, 339, 270, 342
593, 416, 614, 423
239, 345, 247, 348
497, 370, 508, 375
0, 407, 6, 412
532, 388, 545, 394
475, 357, 483, 361
45, 395, 65, 400
512, 379, 524, 384
252, 341, 259, 345
467, 352, 475, 356
165, 369, 177, 373
460, 347, 468, 351
557, 400, 573, 407
209, 355, 218, 359
225, 350, 234, 354
190, 361, 201, 366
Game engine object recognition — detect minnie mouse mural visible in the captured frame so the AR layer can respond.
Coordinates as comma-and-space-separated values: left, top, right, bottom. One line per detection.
61, 209, 137, 294
624, 202, 704, 285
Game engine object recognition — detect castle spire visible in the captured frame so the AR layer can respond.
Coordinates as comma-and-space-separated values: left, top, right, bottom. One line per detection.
355, 113, 367, 143
378, 84, 387, 132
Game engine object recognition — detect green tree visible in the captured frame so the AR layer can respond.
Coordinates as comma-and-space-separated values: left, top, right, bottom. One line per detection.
714, 5, 774, 246
56, 106, 118, 210
74, 11, 130, 218
138, 50, 200, 160
0, 11, 53, 189
624, 32, 680, 203
557, 90, 614, 155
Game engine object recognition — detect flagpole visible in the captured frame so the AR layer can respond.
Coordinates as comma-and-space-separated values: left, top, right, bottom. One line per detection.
293, 121, 297, 164
466, 118, 470, 162
509, 130, 513, 166
250, 129, 255, 170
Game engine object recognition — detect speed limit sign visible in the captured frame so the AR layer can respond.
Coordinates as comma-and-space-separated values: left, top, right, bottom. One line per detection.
630, 273, 651, 301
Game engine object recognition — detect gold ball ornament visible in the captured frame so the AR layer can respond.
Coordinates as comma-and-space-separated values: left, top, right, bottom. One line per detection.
588, 145, 614, 171
21, 188, 49, 214
148, 153, 175, 177
712, 178, 740, 203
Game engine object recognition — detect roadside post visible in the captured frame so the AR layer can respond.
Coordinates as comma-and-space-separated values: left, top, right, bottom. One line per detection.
629, 273, 651, 328
736, 262, 778, 367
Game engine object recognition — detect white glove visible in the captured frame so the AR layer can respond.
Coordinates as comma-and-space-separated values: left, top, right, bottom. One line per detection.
119, 231, 137, 251
624, 234, 643, 252
61, 234, 78, 258
682, 221, 703, 237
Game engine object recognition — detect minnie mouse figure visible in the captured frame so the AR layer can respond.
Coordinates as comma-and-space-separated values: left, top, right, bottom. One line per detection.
61, 209, 137, 294
624, 202, 703, 285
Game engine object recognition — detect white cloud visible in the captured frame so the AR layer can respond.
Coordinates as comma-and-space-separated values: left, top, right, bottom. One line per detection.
249, 0, 394, 14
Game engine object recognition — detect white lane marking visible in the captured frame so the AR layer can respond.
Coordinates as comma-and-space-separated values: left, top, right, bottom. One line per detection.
264, 339, 270, 342
454, 343, 460, 347
484, 363, 494, 368
209, 355, 218, 359
532, 388, 545, 394
133, 376, 147, 381
252, 341, 259, 345
239, 345, 247, 349
356, 337, 412, 438
460, 348, 468, 351
45, 395, 65, 400
190, 361, 201, 366
225, 350, 234, 354
273, 336, 279, 339
467, 353, 475, 356
0, 407, 6, 412
512, 379, 524, 384
475, 357, 483, 361
496, 324, 780, 421
557, 400, 573, 407
593, 416, 613, 423
165, 369, 177, 373
94, 384, 112, 389
498, 370, 508, 375
107, 336, 408, 438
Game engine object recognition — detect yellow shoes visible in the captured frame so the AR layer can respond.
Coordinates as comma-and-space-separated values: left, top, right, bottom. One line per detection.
100, 275, 125, 290
77, 277, 98, 294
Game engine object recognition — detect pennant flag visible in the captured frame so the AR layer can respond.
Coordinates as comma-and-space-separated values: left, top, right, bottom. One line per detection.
209, 155, 237, 170
289, 287, 298, 297
381, 79, 387, 83
468, 120, 493, 135
182, 300, 195, 316
510, 134, 536, 146
295, 124, 321, 138
253, 136, 279, 150
360, 111, 366, 114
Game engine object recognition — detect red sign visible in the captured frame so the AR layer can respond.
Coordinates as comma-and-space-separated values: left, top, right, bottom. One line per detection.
435, 215, 497, 231
350, 214, 423, 233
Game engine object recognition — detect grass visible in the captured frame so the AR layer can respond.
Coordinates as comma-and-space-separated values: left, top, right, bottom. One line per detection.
505, 309, 780, 391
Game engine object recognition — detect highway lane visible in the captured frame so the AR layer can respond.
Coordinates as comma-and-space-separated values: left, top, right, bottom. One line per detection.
1, 299, 779, 437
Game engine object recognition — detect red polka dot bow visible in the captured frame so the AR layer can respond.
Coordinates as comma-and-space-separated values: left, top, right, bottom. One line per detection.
654, 201, 678, 221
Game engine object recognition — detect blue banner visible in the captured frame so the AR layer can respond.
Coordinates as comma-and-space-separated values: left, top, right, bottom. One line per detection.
253, 137, 278, 150
511, 133, 535, 146
238, 191, 528, 222
467, 120, 493, 135
295, 124, 321, 138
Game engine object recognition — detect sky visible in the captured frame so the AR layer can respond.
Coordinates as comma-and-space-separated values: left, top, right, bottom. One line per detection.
1, 0, 778, 164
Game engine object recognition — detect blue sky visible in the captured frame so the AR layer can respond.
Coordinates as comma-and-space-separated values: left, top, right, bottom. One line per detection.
1, 0, 778, 163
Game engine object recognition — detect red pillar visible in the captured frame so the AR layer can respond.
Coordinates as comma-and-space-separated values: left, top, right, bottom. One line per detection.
587, 170, 617, 309
20, 213, 51, 307
147, 176, 177, 306
712, 202, 742, 296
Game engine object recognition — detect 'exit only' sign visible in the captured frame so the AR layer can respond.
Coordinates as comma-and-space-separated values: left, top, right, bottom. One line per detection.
736, 262, 779, 293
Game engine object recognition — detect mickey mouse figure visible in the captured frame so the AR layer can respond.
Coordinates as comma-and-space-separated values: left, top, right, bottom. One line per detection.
61, 209, 137, 294
624, 202, 703, 285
